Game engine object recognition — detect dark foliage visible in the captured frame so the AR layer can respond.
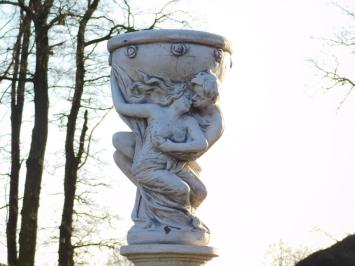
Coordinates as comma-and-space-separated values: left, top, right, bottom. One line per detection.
296, 235, 355, 266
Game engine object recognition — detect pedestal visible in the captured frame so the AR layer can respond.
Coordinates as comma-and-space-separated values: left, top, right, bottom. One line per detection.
120, 244, 218, 266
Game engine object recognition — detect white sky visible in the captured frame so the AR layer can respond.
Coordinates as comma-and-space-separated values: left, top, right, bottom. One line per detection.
1, 0, 355, 265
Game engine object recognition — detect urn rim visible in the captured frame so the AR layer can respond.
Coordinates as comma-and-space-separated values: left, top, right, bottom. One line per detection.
107, 29, 232, 54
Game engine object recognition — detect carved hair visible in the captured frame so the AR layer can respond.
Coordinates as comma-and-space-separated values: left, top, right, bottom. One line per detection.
191, 71, 220, 102
130, 72, 189, 106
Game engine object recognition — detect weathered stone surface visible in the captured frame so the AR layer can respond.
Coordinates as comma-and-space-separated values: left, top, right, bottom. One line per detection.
120, 244, 218, 266
108, 29, 231, 247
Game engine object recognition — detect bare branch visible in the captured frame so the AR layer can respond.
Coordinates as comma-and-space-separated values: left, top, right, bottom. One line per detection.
313, 226, 340, 242
0, 84, 11, 103
337, 87, 354, 109
78, 108, 111, 169
0, 203, 9, 210
84, 24, 134, 47
76, 109, 88, 160
315, 36, 355, 47
79, 104, 111, 111
0, 75, 33, 83
147, 0, 189, 29
0, 60, 14, 82
84, 75, 109, 84
311, 59, 355, 88
0, 173, 11, 177
73, 210, 109, 220
47, 13, 67, 29
0, 9, 18, 32
122, 0, 134, 29
49, 41, 65, 49
83, 41, 98, 61
0, 0, 32, 16
310, 59, 355, 109
73, 239, 121, 249
333, 2, 355, 18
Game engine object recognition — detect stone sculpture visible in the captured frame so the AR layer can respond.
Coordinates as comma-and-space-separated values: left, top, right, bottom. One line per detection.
108, 29, 232, 262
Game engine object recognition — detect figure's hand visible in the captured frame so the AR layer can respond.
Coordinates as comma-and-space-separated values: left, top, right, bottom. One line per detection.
151, 134, 178, 153
156, 138, 207, 159
157, 139, 174, 152
168, 151, 204, 161
151, 135, 166, 147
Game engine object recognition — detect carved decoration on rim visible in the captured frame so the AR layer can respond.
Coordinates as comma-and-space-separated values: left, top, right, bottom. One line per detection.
126, 45, 138, 58
213, 48, 223, 63
171, 43, 188, 56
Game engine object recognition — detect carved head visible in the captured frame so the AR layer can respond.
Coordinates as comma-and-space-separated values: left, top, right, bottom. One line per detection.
130, 71, 191, 109
191, 71, 220, 109
170, 89, 192, 114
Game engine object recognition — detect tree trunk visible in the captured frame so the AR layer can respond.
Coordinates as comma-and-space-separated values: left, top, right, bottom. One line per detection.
18, 1, 53, 264
7, 14, 22, 266
58, 1, 99, 265
7, 11, 31, 266
58, 111, 88, 266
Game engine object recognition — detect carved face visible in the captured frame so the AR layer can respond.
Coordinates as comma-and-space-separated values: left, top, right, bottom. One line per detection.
191, 85, 216, 109
191, 71, 219, 109
173, 94, 192, 113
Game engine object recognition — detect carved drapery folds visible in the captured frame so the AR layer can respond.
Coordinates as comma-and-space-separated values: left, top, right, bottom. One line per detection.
108, 29, 232, 246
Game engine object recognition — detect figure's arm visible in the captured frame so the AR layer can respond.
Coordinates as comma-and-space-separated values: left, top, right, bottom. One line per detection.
203, 105, 224, 148
111, 68, 156, 118
112, 131, 135, 160
166, 106, 224, 160
158, 118, 208, 153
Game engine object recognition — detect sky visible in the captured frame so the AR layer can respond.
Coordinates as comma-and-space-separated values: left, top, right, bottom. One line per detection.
1, 0, 355, 265
104, 0, 355, 265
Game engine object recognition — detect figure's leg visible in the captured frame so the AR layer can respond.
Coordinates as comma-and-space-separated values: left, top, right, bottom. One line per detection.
179, 168, 207, 210
112, 131, 135, 160
112, 134, 147, 228
135, 169, 191, 211
113, 150, 137, 185
112, 131, 136, 184
134, 169, 195, 230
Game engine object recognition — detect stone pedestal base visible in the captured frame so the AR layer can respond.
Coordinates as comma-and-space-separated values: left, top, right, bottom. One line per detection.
120, 244, 218, 266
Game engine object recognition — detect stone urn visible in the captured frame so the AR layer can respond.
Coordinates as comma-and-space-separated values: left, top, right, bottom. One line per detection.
108, 29, 232, 266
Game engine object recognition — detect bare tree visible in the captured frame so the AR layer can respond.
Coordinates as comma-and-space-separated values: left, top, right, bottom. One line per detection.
59, 1, 101, 265
0, 0, 192, 265
105, 249, 133, 266
0, 1, 71, 264
6, 9, 31, 266
264, 240, 311, 266
57, 0, 191, 265
310, 2, 355, 108
17, 1, 54, 265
